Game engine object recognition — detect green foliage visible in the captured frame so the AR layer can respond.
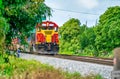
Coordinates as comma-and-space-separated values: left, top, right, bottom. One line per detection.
59, 18, 81, 54
0, 17, 9, 34
94, 6, 120, 55
64, 72, 81, 79
64, 72, 103, 79
0, 54, 4, 64
0, 17, 9, 53
80, 27, 96, 49
2, 0, 51, 45
73, 6, 120, 57
99, 6, 120, 26
60, 6, 120, 57
78, 27, 98, 56
0, 53, 45, 76
0, 0, 2, 9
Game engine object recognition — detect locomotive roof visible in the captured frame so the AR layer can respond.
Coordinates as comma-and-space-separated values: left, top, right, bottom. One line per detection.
36, 21, 59, 28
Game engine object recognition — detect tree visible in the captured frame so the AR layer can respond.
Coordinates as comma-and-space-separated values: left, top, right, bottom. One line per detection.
0, 0, 3, 14
80, 27, 96, 49
0, 0, 10, 52
94, 6, 120, 54
79, 27, 98, 56
0, 0, 2, 8
2, 0, 51, 45
0, 0, 9, 52
59, 18, 81, 54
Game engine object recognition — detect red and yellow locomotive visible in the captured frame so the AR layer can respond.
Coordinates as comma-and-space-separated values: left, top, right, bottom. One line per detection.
34, 21, 59, 52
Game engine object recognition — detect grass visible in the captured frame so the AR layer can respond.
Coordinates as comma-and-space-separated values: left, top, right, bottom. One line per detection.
0, 55, 103, 79
59, 51, 74, 55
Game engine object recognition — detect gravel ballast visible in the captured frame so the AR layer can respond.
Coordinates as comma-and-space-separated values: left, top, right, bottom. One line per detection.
20, 53, 113, 79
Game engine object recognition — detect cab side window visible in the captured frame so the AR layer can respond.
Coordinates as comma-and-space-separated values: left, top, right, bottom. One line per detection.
54, 27, 58, 32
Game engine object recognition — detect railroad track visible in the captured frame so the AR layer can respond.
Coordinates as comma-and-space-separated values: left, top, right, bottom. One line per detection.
54, 54, 113, 66
22, 51, 113, 66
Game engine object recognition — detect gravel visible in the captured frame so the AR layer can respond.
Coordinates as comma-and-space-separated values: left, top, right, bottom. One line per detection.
20, 53, 113, 79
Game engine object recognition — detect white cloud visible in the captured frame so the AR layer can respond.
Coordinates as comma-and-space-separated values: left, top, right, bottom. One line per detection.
45, 1, 61, 9
77, 0, 99, 9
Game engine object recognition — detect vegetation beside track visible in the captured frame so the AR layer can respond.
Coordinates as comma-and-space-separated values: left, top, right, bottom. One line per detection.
59, 6, 120, 58
0, 54, 103, 79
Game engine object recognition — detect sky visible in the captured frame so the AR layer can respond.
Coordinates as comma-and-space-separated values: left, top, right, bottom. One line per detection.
45, 0, 120, 27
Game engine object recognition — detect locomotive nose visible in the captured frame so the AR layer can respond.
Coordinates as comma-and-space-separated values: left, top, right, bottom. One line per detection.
34, 21, 59, 53
44, 30, 53, 43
